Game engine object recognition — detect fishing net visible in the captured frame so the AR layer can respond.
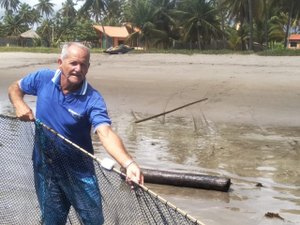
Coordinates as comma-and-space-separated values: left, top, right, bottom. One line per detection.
0, 115, 203, 225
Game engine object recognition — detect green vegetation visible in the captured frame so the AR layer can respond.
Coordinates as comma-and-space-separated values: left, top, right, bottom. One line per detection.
1, 46, 300, 56
257, 49, 300, 56
0, 46, 106, 53
0, 46, 61, 53
0, 0, 299, 52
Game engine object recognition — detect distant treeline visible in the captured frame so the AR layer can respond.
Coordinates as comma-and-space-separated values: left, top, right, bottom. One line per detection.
0, 0, 299, 51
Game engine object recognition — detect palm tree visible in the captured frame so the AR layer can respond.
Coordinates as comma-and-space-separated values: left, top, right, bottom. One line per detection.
102, 0, 124, 25
0, 0, 20, 12
18, 3, 41, 28
260, 0, 274, 48
222, 0, 264, 50
213, 0, 229, 49
266, 0, 300, 48
175, 0, 221, 50
79, 0, 107, 47
60, 0, 77, 18
279, 0, 300, 48
150, 0, 177, 48
124, 0, 169, 49
2, 12, 28, 36
268, 12, 287, 46
37, 18, 54, 46
72, 17, 98, 42
80, 0, 107, 22
221, 0, 247, 50
35, 0, 55, 19
247, 0, 253, 50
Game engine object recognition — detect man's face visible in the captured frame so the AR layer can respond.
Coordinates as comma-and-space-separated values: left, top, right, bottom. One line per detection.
58, 45, 90, 86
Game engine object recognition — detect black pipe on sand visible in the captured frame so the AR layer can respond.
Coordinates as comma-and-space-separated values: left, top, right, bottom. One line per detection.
142, 168, 231, 192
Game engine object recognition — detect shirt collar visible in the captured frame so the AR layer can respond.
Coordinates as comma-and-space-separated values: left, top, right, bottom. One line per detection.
51, 69, 88, 95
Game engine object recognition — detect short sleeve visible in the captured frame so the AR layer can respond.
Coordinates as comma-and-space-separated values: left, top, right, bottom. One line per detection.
89, 95, 112, 132
20, 69, 53, 96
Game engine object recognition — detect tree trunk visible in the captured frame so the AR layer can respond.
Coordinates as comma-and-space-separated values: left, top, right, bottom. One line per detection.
284, 1, 294, 48
263, 0, 269, 49
221, 10, 226, 49
101, 24, 107, 49
248, 0, 253, 50
196, 25, 202, 50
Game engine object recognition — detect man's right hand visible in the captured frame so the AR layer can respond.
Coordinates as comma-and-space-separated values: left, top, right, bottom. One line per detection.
16, 107, 35, 121
8, 80, 35, 121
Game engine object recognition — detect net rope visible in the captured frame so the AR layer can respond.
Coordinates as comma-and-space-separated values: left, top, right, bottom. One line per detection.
0, 115, 204, 225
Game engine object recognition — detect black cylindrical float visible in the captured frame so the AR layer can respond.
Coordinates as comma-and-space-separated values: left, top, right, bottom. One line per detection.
142, 168, 231, 192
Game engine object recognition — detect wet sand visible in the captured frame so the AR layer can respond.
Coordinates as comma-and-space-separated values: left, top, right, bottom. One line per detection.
1, 52, 300, 127
0, 52, 299, 225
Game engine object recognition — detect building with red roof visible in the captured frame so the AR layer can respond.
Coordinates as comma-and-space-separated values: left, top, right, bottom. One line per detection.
288, 34, 300, 49
93, 25, 129, 49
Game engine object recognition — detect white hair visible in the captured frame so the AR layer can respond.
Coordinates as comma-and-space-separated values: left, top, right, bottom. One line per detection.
60, 42, 90, 60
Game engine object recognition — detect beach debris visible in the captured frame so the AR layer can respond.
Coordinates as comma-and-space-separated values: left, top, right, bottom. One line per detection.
256, 182, 263, 187
264, 212, 284, 220
131, 110, 139, 120
104, 44, 134, 54
135, 98, 208, 123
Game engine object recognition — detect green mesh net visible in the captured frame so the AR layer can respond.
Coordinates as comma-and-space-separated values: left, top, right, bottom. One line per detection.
0, 115, 203, 225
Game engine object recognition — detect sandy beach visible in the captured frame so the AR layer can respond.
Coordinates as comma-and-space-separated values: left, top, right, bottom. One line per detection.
1, 52, 300, 127
0, 52, 299, 225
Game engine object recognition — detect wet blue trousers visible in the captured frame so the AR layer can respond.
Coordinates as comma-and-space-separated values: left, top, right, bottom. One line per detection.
34, 166, 104, 225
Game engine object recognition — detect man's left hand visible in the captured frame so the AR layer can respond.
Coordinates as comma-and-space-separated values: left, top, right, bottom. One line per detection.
125, 162, 144, 188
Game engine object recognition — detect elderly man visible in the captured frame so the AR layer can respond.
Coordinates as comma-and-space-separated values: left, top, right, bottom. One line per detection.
8, 42, 143, 225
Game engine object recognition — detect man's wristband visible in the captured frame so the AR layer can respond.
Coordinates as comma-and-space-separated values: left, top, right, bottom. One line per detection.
123, 159, 135, 169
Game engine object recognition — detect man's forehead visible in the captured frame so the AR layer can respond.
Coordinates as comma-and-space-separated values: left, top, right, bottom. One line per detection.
68, 45, 89, 55
64, 49, 90, 62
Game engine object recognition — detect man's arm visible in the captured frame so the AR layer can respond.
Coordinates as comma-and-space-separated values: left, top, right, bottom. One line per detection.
8, 80, 34, 121
96, 125, 144, 185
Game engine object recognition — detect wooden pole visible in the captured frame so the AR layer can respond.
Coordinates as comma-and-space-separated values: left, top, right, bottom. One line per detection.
135, 98, 208, 123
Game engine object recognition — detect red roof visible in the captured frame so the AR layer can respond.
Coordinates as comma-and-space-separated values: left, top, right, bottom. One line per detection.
93, 25, 129, 38
288, 34, 300, 41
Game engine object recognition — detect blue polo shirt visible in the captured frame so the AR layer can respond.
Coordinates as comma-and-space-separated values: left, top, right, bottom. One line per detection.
20, 69, 111, 174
